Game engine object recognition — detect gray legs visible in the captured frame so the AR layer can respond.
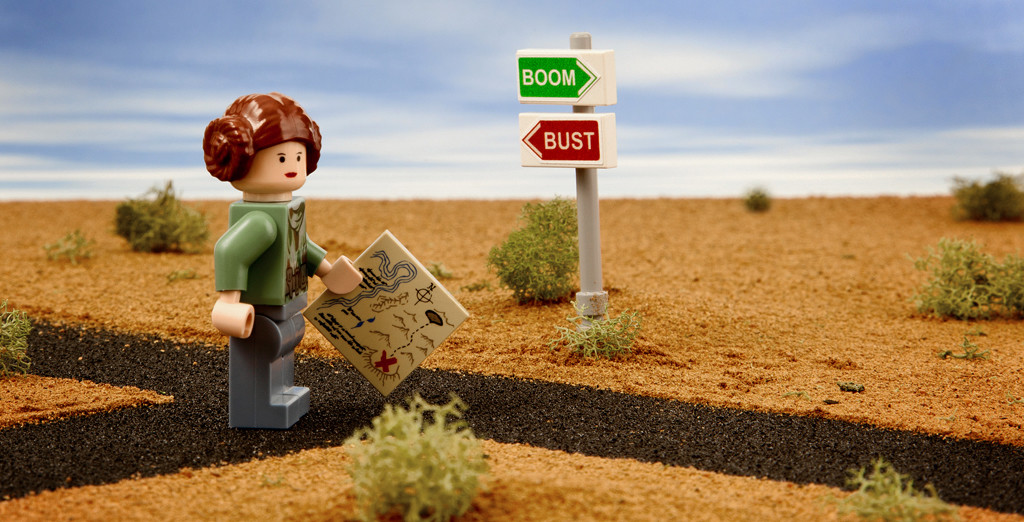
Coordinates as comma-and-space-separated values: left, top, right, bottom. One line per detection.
228, 297, 310, 429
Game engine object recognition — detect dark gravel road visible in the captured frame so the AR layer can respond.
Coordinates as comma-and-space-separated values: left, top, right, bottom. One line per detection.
2, 321, 1022, 514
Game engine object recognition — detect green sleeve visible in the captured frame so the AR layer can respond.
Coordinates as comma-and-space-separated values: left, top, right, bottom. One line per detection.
306, 236, 328, 274
214, 211, 277, 292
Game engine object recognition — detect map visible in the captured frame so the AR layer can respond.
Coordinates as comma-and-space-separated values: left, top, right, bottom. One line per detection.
304, 230, 469, 396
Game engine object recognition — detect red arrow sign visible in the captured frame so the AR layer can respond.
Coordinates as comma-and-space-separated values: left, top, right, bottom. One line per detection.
522, 119, 601, 162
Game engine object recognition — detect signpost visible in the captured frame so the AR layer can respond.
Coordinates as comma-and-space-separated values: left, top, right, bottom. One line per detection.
517, 33, 616, 324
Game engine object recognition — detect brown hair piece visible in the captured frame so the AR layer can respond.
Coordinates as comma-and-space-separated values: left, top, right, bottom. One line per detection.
203, 92, 322, 182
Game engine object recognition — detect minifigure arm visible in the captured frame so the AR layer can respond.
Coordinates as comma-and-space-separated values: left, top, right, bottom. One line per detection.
317, 255, 363, 294
212, 290, 254, 338
306, 234, 362, 295
212, 212, 276, 338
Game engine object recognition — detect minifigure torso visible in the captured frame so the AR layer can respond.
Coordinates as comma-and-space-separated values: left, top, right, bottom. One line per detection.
214, 197, 327, 306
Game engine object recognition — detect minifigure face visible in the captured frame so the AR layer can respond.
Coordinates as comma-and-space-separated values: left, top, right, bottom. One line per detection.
231, 140, 307, 195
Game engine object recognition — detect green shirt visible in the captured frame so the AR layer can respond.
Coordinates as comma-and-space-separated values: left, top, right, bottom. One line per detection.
214, 197, 327, 306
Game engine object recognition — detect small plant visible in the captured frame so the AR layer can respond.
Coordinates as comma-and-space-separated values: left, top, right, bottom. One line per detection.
0, 300, 32, 377
166, 269, 199, 284
426, 262, 453, 280
260, 474, 287, 488
345, 393, 488, 522
548, 301, 643, 359
951, 173, 1024, 222
936, 337, 990, 360
487, 197, 578, 304
115, 181, 209, 253
833, 457, 958, 521
44, 230, 95, 265
838, 382, 865, 393
783, 390, 812, 401
911, 238, 1024, 319
459, 280, 492, 292
744, 187, 772, 212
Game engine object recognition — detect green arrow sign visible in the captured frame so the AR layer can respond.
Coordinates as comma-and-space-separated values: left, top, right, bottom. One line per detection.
518, 56, 598, 100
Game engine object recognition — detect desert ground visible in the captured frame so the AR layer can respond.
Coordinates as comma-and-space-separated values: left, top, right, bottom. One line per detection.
0, 196, 1022, 521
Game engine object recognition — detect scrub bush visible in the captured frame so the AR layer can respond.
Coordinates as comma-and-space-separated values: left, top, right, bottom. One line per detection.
936, 337, 990, 360
426, 262, 453, 280
549, 301, 643, 359
952, 173, 1024, 222
0, 300, 32, 377
487, 198, 578, 303
834, 457, 958, 521
345, 394, 488, 522
912, 238, 1024, 319
44, 230, 95, 264
166, 269, 199, 284
115, 181, 208, 253
744, 188, 772, 212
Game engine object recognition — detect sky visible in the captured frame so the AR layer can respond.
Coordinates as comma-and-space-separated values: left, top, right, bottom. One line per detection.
1, 0, 1022, 200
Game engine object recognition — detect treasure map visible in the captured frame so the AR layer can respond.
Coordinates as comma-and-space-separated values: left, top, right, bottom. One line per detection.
304, 230, 469, 396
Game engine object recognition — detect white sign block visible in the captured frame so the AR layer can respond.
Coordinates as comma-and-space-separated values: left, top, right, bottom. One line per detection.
519, 112, 617, 169
517, 49, 616, 106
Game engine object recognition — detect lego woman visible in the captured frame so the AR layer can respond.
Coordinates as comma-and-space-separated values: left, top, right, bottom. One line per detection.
203, 93, 362, 428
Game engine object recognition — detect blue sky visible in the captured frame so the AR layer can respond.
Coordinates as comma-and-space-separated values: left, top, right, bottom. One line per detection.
1, 0, 1022, 200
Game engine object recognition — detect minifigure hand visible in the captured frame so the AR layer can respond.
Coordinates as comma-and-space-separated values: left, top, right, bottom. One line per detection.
319, 255, 363, 294
212, 291, 255, 338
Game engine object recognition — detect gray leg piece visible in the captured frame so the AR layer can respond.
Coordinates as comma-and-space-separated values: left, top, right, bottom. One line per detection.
229, 298, 310, 429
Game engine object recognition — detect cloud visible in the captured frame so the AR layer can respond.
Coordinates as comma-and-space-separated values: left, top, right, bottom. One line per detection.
611, 124, 1024, 197
616, 13, 914, 98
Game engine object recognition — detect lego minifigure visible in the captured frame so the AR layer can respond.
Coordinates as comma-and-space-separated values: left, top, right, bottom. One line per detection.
203, 92, 362, 429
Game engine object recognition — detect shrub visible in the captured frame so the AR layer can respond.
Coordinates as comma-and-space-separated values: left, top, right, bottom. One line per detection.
166, 269, 199, 284
834, 457, 958, 521
951, 173, 1024, 222
487, 198, 578, 303
426, 262, 453, 280
744, 188, 772, 212
912, 238, 1024, 319
936, 337, 990, 360
345, 394, 488, 522
44, 230, 95, 264
548, 301, 643, 359
115, 181, 208, 253
0, 300, 32, 377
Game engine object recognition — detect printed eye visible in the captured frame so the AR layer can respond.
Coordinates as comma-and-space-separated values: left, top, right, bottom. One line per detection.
278, 156, 286, 163
296, 153, 303, 163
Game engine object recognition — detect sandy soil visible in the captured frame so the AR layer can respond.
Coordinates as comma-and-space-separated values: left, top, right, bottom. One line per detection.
0, 375, 171, 429
1, 197, 1023, 520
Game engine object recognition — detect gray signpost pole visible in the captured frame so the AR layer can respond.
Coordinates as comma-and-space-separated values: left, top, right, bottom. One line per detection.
570, 32, 609, 325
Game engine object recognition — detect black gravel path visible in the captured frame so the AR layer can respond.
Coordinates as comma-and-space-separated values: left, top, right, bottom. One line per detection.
2, 321, 1022, 514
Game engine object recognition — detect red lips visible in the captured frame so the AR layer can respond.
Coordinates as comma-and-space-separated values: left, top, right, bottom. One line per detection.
285, 172, 297, 178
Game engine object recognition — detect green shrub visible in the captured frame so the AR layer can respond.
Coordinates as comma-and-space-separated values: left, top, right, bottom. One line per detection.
0, 300, 32, 377
936, 337, 990, 360
834, 457, 958, 521
115, 181, 208, 253
166, 269, 199, 284
426, 262, 453, 280
487, 198, 578, 304
459, 280, 492, 292
44, 230, 95, 265
548, 301, 643, 359
952, 173, 1024, 222
345, 394, 488, 522
744, 188, 772, 212
912, 238, 1024, 319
